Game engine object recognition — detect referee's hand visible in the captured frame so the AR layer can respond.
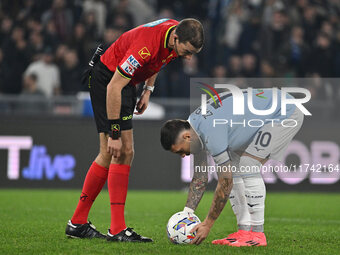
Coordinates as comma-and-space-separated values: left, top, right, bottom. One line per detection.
107, 137, 122, 158
134, 90, 150, 115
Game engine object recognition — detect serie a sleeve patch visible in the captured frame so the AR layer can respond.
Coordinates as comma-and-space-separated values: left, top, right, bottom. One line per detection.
120, 55, 141, 76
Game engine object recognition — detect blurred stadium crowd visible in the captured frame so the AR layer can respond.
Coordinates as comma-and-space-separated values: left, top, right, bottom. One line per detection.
0, 0, 340, 100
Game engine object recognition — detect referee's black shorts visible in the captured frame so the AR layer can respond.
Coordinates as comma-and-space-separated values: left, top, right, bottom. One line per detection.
88, 60, 137, 133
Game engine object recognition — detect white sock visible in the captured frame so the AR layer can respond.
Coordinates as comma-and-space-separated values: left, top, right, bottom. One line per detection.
229, 177, 251, 231
239, 156, 266, 230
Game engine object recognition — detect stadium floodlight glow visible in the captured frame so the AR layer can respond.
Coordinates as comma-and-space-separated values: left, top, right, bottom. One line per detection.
200, 84, 312, 116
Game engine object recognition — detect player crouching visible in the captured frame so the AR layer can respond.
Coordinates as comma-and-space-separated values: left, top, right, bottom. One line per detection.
160, 88, 304, 246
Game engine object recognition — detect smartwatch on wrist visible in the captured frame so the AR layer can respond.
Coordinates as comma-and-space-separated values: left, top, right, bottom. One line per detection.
143, 85, 154, 93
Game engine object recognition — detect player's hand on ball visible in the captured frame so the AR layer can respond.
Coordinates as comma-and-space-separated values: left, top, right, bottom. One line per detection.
190, 221, 212, 245
107, 137, 122, 158
134, 91, 150, 115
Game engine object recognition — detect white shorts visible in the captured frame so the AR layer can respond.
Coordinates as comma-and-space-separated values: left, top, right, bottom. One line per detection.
245, 107, 304, 161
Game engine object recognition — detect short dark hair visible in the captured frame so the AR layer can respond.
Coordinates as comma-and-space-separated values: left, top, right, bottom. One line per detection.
160, 119, 191, 150
176, 18, 204, 50
28, 73, 38, 81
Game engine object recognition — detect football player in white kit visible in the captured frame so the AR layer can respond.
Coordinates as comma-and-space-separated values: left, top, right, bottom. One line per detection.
160, 88, 304, 245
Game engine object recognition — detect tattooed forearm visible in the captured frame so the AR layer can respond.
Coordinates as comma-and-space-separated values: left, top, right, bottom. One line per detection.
185, 151, 208, 211
207, 177, 233, 221
185, 176, 208, 210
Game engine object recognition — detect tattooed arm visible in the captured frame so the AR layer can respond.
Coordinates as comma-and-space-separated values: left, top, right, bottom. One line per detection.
185, 150, 208, 211
190, 160, 233, 245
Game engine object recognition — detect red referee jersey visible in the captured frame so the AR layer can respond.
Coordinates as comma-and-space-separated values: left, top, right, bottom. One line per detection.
100, 19, 179, 85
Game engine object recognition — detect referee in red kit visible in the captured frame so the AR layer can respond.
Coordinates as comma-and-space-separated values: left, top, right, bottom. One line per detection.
65, 18, 204, 242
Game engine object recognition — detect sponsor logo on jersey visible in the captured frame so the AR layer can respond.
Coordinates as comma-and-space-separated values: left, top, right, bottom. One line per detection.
122, 115, 132, 121
162, 53, 174, 63
121, 55, 141, 75
138, 47, 151, 59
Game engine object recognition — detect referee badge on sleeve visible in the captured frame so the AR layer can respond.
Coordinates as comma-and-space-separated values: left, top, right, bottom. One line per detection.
138, 47, 151, 59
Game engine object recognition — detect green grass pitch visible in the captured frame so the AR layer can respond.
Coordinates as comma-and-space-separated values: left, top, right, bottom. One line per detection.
0, 190, 339, 255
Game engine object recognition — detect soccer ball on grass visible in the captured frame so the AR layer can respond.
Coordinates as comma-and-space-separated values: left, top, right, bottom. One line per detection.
166, 211, 201, 244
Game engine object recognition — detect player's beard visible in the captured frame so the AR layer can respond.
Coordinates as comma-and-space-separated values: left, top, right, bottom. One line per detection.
190, 137, 202, 154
